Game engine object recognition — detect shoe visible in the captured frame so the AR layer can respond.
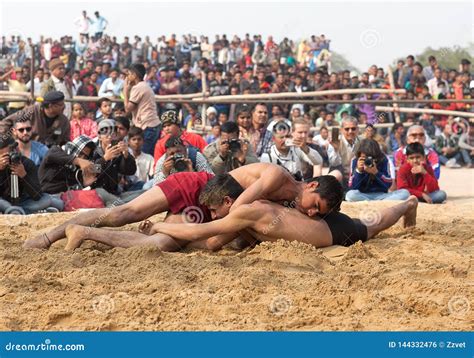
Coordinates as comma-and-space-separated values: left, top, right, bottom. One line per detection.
446, 158, 461, 168
46, 207, 60, 213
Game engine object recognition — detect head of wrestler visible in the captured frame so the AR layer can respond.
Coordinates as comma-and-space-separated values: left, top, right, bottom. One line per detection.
296, 175, 344, 217
199, 174, 245, 220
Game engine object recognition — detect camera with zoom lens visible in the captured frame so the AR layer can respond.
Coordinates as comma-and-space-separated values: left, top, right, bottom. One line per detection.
9, 151, 22, 165
91, 163, 102, 174
228, 139, 241, 153
172, 153, 188, 172
364, 156, 374, 167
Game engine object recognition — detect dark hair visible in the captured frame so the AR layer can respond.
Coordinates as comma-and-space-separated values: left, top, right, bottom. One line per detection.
391, 123, 404, 133
406, 142, 425, 157
356, 139, 385, 162
199, 174, 244, 206
306, 175, 343, 212
220, 121, 239, 135
115, 116, 130, 131
128, 126, 144, 139
165, 136, 184, 149
98, 97, 111, 107
235, 104, 251, 117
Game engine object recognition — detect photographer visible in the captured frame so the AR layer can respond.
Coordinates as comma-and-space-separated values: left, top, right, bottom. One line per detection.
12, 118, 48, 167
204, 121, 258, 175
261, 120, 322, 181
150, 136, 213, 186
91, 119, 137, 195
1, 91, 70, 147
0, 136, 52, 215
345, 139, 410, 202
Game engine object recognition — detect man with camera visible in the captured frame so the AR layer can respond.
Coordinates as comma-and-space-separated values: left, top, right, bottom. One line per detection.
345, 139, 410, 202
203, 121, 258, 175
261, 120, 322, 181
1, 91, 70, 147
12, 118, 48, 167
150, 136, 214, 185
0, 136, 52, 215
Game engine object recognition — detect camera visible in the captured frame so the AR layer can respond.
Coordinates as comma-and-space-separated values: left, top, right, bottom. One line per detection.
172, 153, 188, 172
228, 139, 241, 153
284, 139, 295, 147
8, 151, 21, 165
91, 163, 102, 174
364, 156, 374, 167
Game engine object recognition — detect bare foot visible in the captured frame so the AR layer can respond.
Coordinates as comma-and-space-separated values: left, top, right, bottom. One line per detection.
65, 224, 88, 251
23, 233, 51, 249
403, 195, 418, 228
138, 220, 153, 235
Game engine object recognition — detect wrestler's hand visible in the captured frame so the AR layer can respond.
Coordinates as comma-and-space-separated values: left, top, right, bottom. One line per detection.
148, 223, 163, 235
138, 220, 154, 235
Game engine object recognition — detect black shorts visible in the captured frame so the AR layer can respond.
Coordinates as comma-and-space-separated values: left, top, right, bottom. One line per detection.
319, 212, 368, 247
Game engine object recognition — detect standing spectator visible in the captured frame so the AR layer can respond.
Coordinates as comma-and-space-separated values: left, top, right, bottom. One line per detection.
153, 110, 207, 162
203, 121, 258, 175
422, 55, 438, 82
123, 63, 161, 155
40, 58, 73, 118
74, 11, 92, 39
458, 121, 474, 167
345, 139, 410, 202
427, 68, 448, 97
91, 11, 108, 39
76, 72, 98, 112
69, 103, 98, 141
397, 142, 447, 204
1, 91, 70, 147
435, 124, 462, 168
12, 119, 48, 167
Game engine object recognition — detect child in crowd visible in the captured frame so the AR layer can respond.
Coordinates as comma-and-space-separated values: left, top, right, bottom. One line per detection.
205, 122, 221, 144
96, 97, 113, 122
397, 142, 447, 204
69, 102, 98, 141
127, 126, 155, 190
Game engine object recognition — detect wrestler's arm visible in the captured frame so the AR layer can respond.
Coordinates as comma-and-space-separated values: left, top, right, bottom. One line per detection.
152, 206, 254, 241
231, 165, 290, 210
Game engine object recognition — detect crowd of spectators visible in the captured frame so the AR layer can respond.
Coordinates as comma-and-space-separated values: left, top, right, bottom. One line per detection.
0, 14, 472, 215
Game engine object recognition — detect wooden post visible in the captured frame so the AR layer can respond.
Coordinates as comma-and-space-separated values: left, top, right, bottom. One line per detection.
30, 45, 35, 103
201, 70, 208, 127
387, 66, 401, 123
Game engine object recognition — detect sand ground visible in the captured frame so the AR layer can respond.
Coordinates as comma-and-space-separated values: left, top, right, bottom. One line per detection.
0, 168, 472, 331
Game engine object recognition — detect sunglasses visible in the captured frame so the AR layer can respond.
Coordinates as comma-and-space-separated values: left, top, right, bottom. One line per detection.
343, 127, 358, 132
17, 127, 32, 133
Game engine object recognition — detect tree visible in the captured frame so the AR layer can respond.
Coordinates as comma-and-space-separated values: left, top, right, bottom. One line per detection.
394, 44, 473, 70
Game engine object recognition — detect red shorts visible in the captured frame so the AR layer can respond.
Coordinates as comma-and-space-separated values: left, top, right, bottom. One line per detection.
156, 172, 214, 223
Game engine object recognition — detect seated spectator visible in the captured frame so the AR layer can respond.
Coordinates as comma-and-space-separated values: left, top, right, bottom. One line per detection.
115, 116, 131, 141
204, 121, 258, 175
327, 116, 360, 185
435, 124, 462, 168
1, 91, 70, 147
363, 123, 387, 153
312, 126, 330, 166
0, 136, 52, 215
397, 142, 447, 204
12, 118, 48, 167
386, 123, 406, 154
148, 136, 213, 186
96, 97, 113, 122
153, 110, 207, 162
70, 102, 98, 141
91, 119, 137, 196
39, 135, 97, 210
458, 121, 474, 168
98, 68, 124, 98
205, 122, 221, 144
394, 125, 440, 179
345, 139, 410, 202
235, 105, 255, 142
126, 126, 155, 191
261, 121, 322, 181
113, 103, 126, 118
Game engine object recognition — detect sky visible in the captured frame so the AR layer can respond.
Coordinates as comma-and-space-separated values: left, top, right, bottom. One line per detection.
0, 0, 472, 70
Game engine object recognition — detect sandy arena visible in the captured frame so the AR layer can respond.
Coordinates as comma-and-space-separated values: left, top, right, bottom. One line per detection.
0, 168, 472, 331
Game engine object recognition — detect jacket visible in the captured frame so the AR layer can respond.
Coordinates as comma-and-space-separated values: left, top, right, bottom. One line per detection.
348, 156, 392, 193
397, 162, 439, 198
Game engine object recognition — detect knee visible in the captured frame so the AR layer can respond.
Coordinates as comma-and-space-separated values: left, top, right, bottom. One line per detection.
397, 189, 411, 200
345, 190, 360, 202
330, 170, 343, 183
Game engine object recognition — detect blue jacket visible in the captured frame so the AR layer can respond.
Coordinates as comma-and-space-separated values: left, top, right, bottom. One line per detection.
348, 156, 392, 193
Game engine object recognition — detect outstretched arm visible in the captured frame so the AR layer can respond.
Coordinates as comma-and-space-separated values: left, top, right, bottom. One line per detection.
152, 206, 254, 241
231, 165, 293, 210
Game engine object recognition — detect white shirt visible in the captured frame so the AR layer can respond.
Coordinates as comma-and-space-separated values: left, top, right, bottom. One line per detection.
52, 75, 71, 118
91, 16, 108, 33
132, 151, 155, 182
98, 77, 124, 97
75, 16, 91, 34
26, 78, 43, 95
261, 145, 322, 179
312, 134, 329, 148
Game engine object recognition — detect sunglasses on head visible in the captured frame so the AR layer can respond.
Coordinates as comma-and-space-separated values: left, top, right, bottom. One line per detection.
343, 127, 357, 132
17, 127, 32, 133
